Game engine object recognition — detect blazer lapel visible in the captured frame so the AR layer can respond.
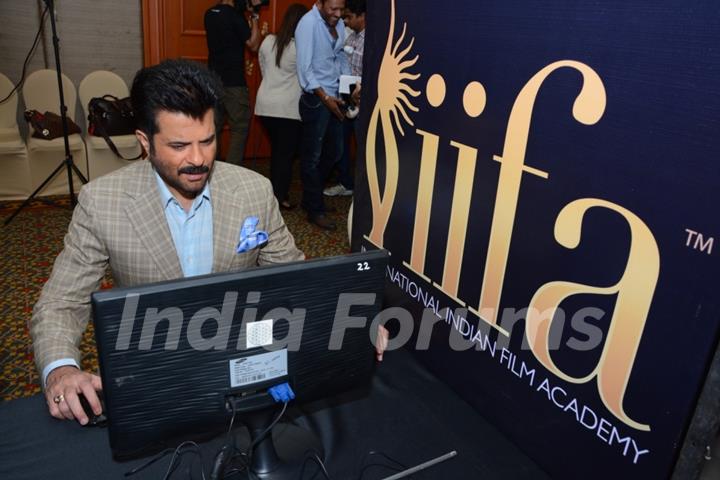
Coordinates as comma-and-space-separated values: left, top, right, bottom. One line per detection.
211, 171, 239, 273
124, 163, 183, 280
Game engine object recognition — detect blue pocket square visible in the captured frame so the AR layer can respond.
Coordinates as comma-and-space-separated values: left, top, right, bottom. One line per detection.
236, 216, 268, 253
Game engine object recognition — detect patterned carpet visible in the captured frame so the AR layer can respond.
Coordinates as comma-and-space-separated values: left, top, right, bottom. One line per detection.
0, 158, 352, 401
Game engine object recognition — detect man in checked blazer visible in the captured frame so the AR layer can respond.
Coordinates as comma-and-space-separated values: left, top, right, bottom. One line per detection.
31, 59, 304, 424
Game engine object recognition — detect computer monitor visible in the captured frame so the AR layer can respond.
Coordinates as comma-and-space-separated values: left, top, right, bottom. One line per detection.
91, 249, 388, 476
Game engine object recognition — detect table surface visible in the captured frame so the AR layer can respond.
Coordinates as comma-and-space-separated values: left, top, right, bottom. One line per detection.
0, 349, 549, 480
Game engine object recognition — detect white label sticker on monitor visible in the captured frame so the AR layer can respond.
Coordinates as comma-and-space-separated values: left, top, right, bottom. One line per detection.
246, 319, 274, 348
229, 349, 287, 388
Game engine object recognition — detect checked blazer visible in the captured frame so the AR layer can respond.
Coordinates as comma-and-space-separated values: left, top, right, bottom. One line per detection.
30, 160, 304, 377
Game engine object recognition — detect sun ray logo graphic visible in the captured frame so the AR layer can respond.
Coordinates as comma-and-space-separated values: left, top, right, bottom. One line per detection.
365, 0, 421, 246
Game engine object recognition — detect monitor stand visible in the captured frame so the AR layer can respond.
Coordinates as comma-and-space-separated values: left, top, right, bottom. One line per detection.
226, 404, 324, 480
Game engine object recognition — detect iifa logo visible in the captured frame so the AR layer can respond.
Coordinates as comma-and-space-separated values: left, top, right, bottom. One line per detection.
363, 0, 659, 433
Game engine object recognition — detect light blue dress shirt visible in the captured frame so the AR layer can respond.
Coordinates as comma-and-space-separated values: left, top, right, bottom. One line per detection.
154, 170, 214, 277
42, 171, 214, 386
295, 4, 351, 97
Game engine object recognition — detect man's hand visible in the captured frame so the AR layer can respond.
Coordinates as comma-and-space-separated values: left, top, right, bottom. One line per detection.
351, 83, 362, 106
376, 325, 389, 362
322, 95, 346, 121
45, 366, 103, 425
245, 0, 262, 52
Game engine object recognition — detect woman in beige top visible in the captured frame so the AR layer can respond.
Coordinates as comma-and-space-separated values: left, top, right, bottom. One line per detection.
255, 3, 308, 210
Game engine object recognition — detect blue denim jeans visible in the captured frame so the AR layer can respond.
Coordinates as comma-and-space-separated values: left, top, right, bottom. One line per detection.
299, 93, 344, 216
336, 117, 356, 190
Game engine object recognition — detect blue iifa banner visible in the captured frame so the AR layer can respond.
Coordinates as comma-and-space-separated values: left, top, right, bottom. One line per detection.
351, 1, 720, 478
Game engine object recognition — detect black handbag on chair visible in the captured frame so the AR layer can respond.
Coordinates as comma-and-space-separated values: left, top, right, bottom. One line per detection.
87, 95, 142, 160
24, 109, 81, 139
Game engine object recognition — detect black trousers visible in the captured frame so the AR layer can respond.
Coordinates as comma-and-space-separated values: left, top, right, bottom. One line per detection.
259, 115, 302, 202
215, 86, 250, 165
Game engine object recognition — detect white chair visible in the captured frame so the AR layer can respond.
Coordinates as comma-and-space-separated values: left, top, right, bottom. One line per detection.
79, 71, 140, 180
23, 69, 88, 196
0, 73, 31, 200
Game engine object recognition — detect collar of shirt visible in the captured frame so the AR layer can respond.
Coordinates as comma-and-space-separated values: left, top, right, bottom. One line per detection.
153, 169, 214, 277
153, 169, 211, 214
346, 29, 364, 48
310, 4, 325, 26
312, 5, 344, 41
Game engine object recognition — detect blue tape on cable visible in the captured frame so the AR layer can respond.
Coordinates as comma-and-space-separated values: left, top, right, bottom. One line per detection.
268, 383, 295, 403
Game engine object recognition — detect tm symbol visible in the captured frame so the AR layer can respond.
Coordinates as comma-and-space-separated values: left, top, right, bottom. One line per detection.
685, 229, 714, 255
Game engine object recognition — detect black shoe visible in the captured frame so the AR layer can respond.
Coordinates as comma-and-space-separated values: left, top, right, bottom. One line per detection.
308, 213, 336, 231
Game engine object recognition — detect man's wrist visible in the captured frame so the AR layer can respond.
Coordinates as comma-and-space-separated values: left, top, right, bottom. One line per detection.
42, 358, 80, 387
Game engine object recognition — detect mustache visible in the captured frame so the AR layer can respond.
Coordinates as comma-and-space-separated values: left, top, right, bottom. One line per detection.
178, 165, 210, 175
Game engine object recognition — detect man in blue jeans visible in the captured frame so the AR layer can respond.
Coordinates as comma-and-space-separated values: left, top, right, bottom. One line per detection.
295, 0, 351, 230
324, 0, 365, 198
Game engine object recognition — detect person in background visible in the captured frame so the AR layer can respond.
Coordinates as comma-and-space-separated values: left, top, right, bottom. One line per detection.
295, 0, 351, 231
323, 0, 365, 198
255, 4, 309, 210
204, 0, 262, 165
